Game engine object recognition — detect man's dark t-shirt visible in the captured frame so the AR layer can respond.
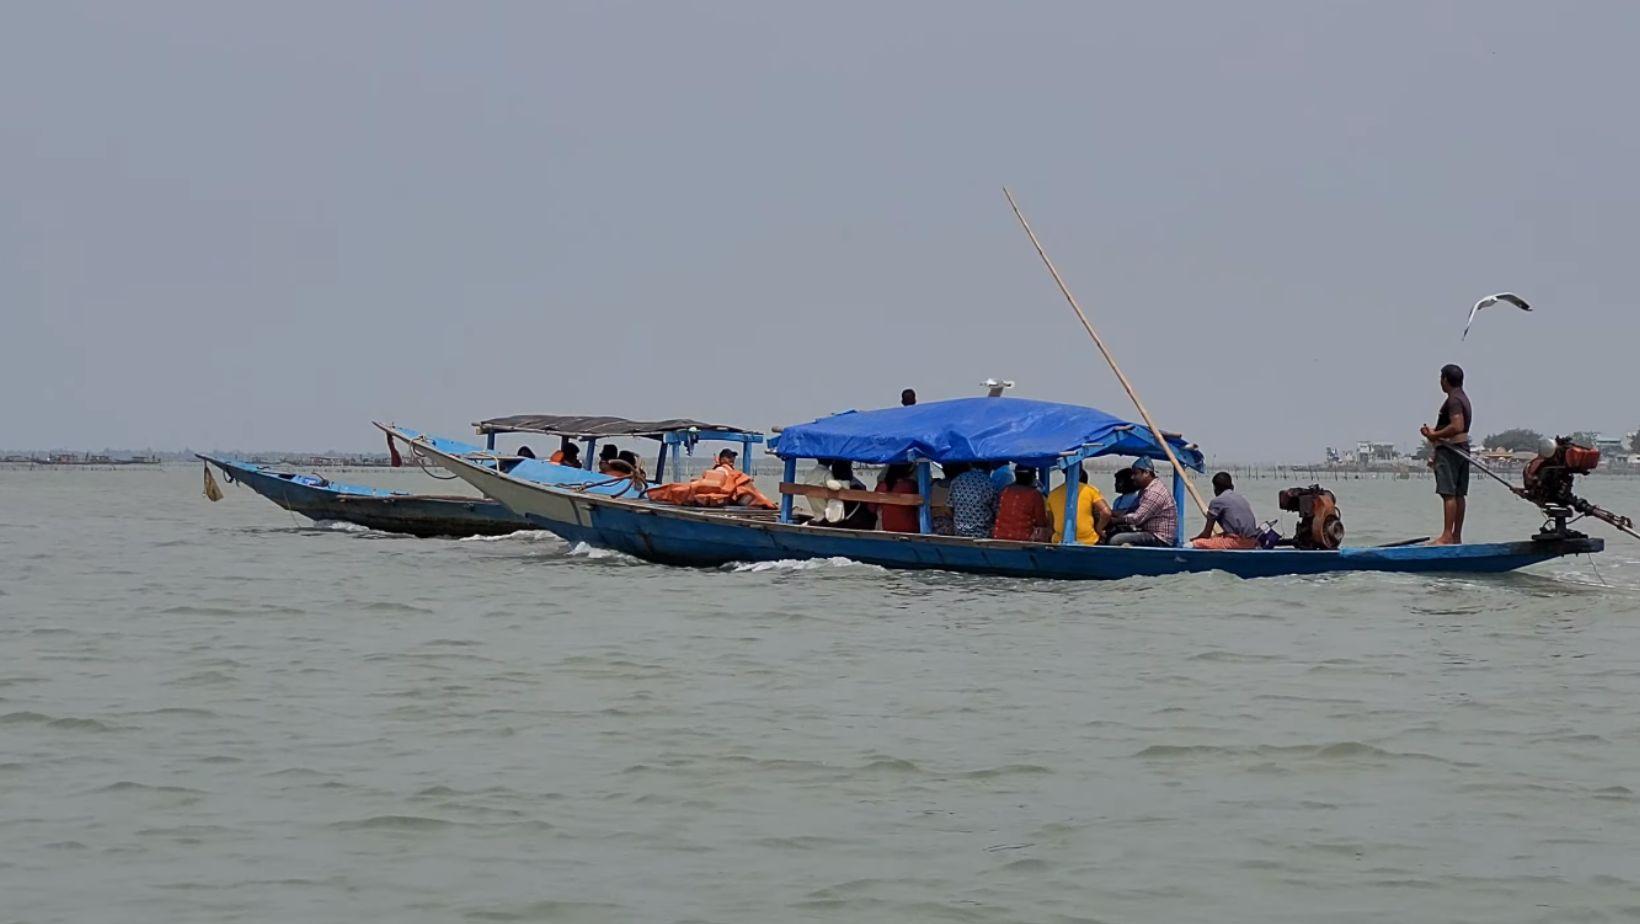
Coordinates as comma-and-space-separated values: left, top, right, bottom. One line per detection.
1438, 388, 1472, 447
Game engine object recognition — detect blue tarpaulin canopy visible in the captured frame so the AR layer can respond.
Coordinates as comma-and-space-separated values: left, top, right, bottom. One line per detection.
772, 397, 1204, 470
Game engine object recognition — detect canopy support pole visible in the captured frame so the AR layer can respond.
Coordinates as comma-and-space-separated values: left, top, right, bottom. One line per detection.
1004, 187, 1209, 519
1172, 469, 1187, 547
742, 438, 754, 476
485, 432, 496, 451
655, 443, 669, 484
1061, 461, 1082, 546
916, 461, 933, 535
779, 458, 796, 524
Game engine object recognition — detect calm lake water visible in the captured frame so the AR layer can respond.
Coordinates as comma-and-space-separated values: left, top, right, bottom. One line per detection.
4, 465, 1640, 923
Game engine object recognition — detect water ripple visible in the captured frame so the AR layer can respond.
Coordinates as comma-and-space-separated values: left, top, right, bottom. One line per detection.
7, 466, 1640, 922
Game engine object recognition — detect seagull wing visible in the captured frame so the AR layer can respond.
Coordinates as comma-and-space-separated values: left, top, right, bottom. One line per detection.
1462, 298, 1488, 340
1463, 293, 1532, 339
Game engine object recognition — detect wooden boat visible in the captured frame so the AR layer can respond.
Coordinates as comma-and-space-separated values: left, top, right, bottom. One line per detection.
391, 398, 1603, 579
197, 452, 534, 538
198, 413, 764, 538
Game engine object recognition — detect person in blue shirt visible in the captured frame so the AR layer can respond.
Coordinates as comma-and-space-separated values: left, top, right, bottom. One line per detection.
1110, 466, 1141, 516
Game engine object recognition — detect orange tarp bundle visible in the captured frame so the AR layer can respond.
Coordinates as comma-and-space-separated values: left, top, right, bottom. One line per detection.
647, 466, 776, 509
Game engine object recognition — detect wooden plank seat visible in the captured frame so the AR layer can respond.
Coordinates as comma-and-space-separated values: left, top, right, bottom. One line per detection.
778, 482, 924, 506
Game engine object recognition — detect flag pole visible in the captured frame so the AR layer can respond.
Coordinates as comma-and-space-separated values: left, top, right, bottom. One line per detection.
1003, 186, 1210, 518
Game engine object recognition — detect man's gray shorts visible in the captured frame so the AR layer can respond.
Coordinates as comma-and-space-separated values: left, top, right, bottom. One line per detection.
1434, 446, 1470, 498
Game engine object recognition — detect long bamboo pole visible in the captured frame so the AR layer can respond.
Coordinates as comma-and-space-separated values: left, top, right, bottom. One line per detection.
1003, 186, 1210, 518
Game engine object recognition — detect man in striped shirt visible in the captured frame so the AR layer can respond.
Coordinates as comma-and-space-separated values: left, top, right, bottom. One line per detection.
1106, 458, 1177, 547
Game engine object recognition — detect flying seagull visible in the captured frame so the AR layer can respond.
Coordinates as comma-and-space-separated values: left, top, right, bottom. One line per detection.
1462, 292, 1532, 340
982, 378, 1015, 398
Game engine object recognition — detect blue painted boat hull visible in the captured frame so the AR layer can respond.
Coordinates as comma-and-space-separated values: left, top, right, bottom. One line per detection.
410, 441, 1605, 579
199, 455, 533, 538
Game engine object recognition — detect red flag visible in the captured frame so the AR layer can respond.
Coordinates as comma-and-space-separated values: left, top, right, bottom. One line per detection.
386, 432, 403, 468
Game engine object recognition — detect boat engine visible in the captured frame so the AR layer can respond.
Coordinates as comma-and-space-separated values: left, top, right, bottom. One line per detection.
1521, 437, 1599, 509
1519, 437, 1635, 539
1278, 485, 1344, 550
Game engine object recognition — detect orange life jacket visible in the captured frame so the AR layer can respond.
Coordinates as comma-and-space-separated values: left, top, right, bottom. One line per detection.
647, 463, 776, 509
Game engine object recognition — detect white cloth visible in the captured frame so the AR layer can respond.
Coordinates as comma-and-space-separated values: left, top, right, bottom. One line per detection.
802, 463, 841, 520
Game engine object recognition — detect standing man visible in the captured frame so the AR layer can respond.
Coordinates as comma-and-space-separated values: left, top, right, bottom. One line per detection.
901, 388, 917, 407
1421, 363, 1472, 545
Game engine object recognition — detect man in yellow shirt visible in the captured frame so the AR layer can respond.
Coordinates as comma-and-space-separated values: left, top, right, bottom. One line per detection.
1047, 466, 1112, 545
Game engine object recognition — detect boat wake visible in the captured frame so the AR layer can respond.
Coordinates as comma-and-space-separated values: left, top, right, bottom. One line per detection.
725, 557, 885, 574
306, 520, 374, 534
457, 530, 562, 544
1548, 551, 1640, 592
566, 542, 641, 563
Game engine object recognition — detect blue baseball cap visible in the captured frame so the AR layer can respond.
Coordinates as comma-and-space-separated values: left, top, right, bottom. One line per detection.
1131, 457, 1155, 472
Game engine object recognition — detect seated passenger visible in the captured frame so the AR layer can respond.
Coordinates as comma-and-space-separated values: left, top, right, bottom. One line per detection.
1110, 467, 1140, 516
819, 460, 876, 530
929, 465, 956, 535
1100, 467, 1142, 540
646, 447, 776, 509
603, 455, 638, 480
1106, 459, 1177, 547
616, 450, 644, 480
1047, 466, 1112, 545
549, 439, 581, 468
500, 444, 535, 474
948, 461, 999, 539
597, 443, 621, 475
802, 458, 837, 520
873, 463, 921, 533
988, 461, 1015, 492
1190, 472, 1262, 550
992, 468, 1050, 541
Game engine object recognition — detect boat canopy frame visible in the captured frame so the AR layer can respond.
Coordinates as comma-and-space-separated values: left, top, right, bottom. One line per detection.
472, 414, 765, 479
769, 398, 1203, 547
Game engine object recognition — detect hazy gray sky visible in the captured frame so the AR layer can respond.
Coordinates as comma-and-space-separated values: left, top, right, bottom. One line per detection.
5, 1, 1637, 459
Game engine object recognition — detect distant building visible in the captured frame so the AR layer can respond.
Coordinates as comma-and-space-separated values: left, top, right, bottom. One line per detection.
1478, 448, 1534, 468
1355, 441, 1400, 466
1592, 434, 1627, 456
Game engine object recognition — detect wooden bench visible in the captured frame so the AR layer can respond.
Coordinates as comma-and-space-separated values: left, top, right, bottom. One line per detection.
778, 482, 924, 506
